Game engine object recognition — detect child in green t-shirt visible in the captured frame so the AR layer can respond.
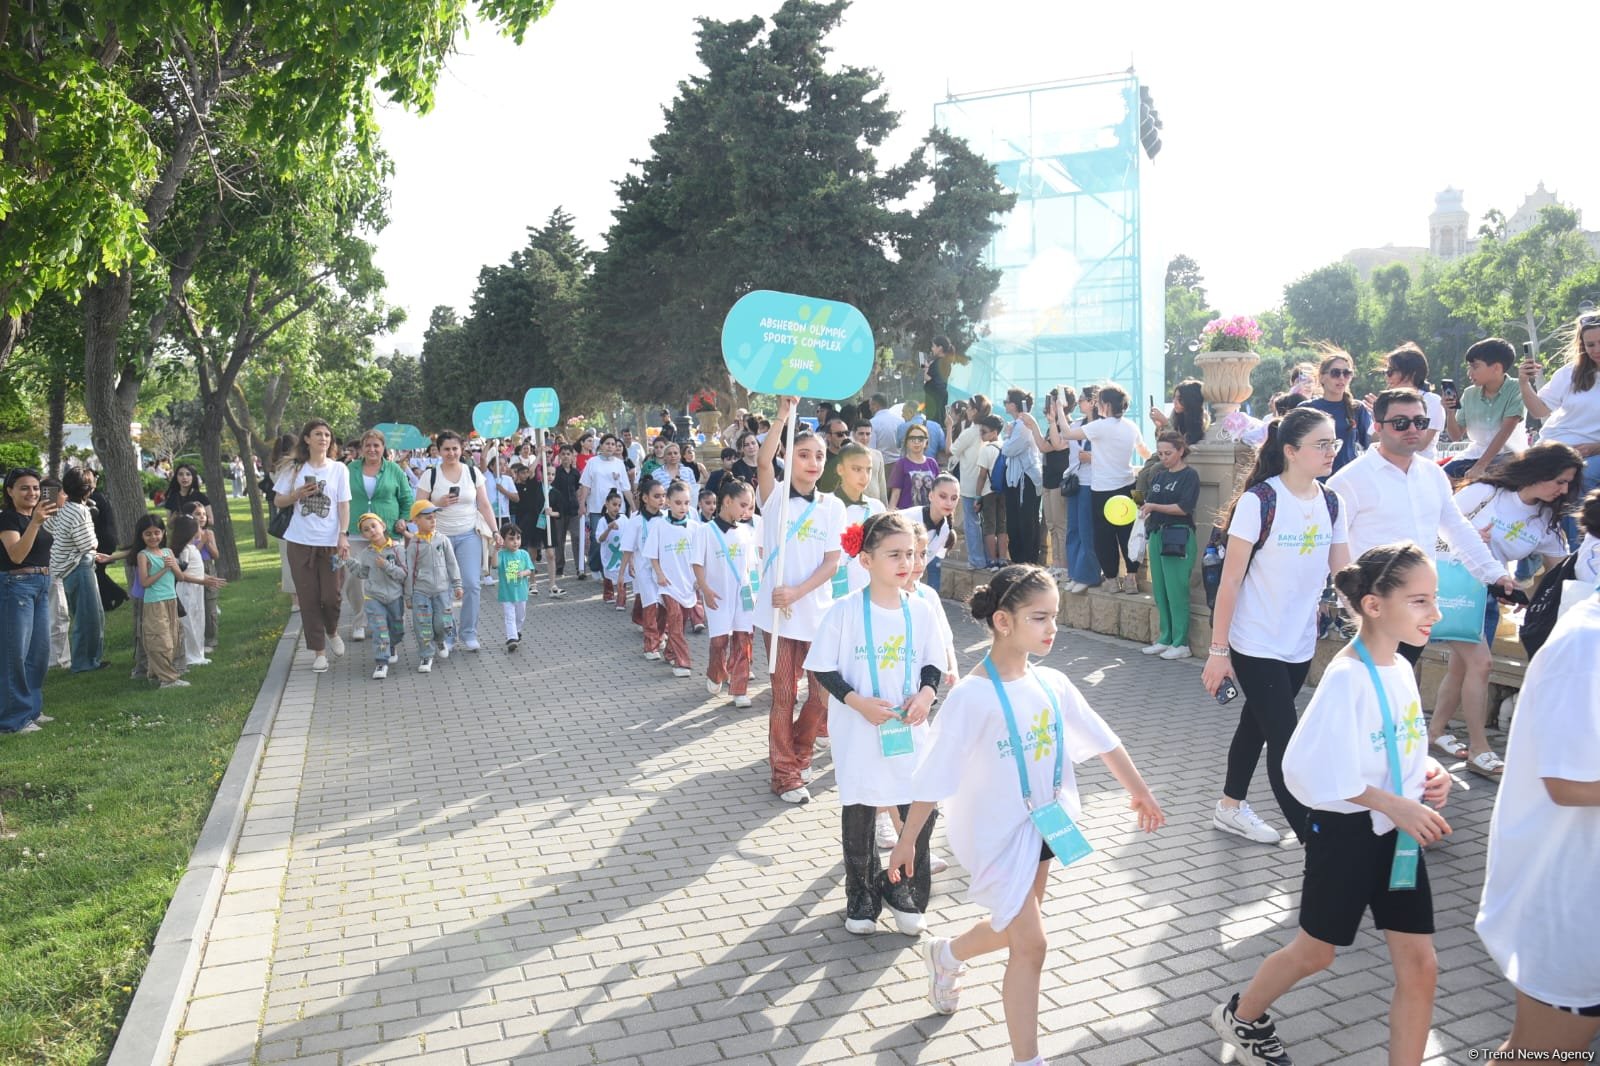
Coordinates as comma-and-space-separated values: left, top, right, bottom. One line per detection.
1443, 338, 1527, 479
496, 523, 534, 652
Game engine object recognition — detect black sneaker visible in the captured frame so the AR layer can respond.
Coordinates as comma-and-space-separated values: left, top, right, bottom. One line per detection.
1211, 993, 1291, 1065
507, 638, 519, 653
577, 572, 590, 581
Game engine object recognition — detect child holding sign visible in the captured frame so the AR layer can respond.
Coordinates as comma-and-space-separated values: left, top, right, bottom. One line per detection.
756, 397, 847, 804
694, 479, 758, 707
805, 513, 946, 936
645, 480, 699, 677
889, 565, 1163, 1066
1212, 542, 1451, 1066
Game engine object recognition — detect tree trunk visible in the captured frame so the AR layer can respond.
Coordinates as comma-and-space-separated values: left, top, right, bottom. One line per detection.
224, 393, 267, 547
46, 372, 66, 478
199, 400, 241, 580
83, 274, 146, 541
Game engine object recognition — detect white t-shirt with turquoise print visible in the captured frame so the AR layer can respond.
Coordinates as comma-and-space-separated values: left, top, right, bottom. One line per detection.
1225, 476, 1350, 663
1283, 655, 1432, 836
805, 588, 947, 807
1452, 483, 1567, 573
754, 487, 846, 642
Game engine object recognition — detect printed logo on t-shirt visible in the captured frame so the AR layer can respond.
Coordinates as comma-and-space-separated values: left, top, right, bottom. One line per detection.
1492, 517, 1536, 548
996, 708, 1057, 762
852, 635, 906, 671
793, 516, 825, 544
663, 535, 694, 556
1276, 523, 1330, 556
1369, 705, 1425, 756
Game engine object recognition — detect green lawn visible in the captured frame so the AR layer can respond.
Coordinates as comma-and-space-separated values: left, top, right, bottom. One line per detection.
0, 499, 287, 1065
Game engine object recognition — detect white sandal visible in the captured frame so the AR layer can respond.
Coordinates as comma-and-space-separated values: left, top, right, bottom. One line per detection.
1465, 750, 1505, 778
1431, 734, 1468, 759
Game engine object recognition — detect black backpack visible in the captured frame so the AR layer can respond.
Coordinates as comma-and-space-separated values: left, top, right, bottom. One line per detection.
1518, 551, 1579, 658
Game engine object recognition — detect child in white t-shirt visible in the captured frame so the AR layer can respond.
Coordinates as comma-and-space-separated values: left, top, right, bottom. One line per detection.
694, 479, 758, 707
833, 442, 885, 596
1213, 542, 1453, 1066
805, 513, 947, 936
891, 565, 1164, 1066
645, 480, 699, 677
597, 490, 627, 608
621, 479, 667, 651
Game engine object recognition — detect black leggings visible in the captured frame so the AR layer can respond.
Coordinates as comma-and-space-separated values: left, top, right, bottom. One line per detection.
842, 803, 938, 921
1090, 485, 1139, 577
1223, 651, 1312, 842
1005, 478, 1042, 564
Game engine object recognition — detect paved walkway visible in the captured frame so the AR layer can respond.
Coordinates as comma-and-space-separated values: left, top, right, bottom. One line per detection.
169, 582, 1524, 1066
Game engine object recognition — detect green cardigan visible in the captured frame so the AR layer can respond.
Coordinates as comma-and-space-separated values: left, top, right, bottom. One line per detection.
345, 459, 416, 535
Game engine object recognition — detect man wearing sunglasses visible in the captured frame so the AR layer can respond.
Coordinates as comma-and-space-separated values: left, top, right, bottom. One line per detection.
1328, 389, 1515, 666
816, 417, 852, 494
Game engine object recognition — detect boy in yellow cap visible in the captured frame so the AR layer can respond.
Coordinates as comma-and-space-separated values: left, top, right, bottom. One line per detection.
340, 512, 409, 679
406, 500, 461, 673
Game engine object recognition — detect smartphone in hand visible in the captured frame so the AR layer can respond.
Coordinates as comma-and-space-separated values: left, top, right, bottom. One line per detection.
1439, 378, 1457, 406
1215, 677, 1240, 706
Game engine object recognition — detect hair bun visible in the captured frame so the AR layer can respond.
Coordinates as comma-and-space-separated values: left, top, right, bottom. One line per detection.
968, 584, 998, 622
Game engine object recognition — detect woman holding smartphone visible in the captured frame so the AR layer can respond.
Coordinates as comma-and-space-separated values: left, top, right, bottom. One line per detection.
419, 429, 501, 653
1201, 407, 1350, 847
273, 419, 352, 673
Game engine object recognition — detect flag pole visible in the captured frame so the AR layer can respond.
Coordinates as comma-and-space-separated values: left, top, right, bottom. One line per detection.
765, 399, 800, 675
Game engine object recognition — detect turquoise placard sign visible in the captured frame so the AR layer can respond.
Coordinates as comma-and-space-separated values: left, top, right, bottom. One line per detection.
374, 423, 430, 450
720, 290, 874, 399
471, 400, 520, 439
523, 388, 561, 430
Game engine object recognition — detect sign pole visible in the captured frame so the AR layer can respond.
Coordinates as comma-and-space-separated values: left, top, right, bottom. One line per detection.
538, 428, 554, 592
765, 400, 800, 675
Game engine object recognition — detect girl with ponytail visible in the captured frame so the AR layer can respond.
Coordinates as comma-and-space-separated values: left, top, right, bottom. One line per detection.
1213, 542, 1451, 1066
1204, 406, 1351, 847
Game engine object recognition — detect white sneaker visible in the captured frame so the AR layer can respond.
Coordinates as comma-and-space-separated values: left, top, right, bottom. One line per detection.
930, 852, 949, 875
158, 679, 191, 690
372, 664, 388, 680
844, 916, 876, 935
1066, 582, 1087, 594
779, 786, 811, 805
672, 666, 691, 677
418, 658, 433, 673
813, 736, 831, 752
733, 694, 753, 708
644, 651, 662, 661
875, 812, 898, 850
437, 644, 451, 661
889, 906, 927, 936
328, 634, 345, 657
1141, 642, 1170, 655
1161, 645, 1193, 660
17, 721, 43, 732
351, 627, 366, 642
924, 938, 964, 1015
311, 654, 329, 673
1213, 801, 1282, 844
800, 767, 814, 784
706, 677, 723, 696
388, 650, 401, 664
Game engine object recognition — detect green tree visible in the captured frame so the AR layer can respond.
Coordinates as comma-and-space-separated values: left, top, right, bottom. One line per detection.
1283, 262, 1368, 354
419, 306, 475, 431
1162, 254, 1215, 390
1366, 262, 1421, 356
1435, 204, 1598, 360
362, 352, 427, 428
587, 0, 1011, 413
17, 0, 554, 559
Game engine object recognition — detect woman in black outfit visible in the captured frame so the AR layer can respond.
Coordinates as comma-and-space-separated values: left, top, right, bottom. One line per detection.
163, 463, 210, 513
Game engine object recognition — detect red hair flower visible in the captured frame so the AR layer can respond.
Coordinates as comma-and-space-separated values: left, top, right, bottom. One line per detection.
840, 523, 865, 559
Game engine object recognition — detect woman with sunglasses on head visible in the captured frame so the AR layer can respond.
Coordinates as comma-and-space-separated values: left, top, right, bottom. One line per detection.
1521, 313, 1600, 546
1304, 347, 1372, 476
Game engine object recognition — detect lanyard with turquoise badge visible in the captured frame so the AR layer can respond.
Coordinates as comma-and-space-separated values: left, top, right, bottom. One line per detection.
1351, 638, 1420, 890
709, 521, 756, 612
980, 656, 1094, 866
863, 589, 917, 757
762, 494, 820, 581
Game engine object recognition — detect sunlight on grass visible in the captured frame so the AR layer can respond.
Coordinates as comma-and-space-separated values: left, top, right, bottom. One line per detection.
0, 500, 287, 1064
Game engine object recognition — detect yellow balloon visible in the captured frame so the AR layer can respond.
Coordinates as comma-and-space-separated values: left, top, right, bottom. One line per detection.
1103, 494, 1137, 526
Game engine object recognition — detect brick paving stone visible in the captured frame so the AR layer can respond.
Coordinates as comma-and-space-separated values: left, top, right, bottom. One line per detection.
163, 588, 1594, 1065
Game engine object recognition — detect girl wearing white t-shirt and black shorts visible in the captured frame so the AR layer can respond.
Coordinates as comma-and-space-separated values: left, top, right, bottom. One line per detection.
1213, 543, 1452, 1066
1202, 407, 1351, 846
1059, 384, 1148, 593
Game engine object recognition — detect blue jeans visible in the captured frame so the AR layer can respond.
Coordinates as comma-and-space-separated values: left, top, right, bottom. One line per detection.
364, 597, 406, 662
1067, 487, 1103, 587
411, 592, 454, 659
1, 571, 50, 732
924, 556, 943, 593
447, 531, 483, 646
1561, 454, 1600, 549
63, 557, 104, 671
961, 496, 988, 569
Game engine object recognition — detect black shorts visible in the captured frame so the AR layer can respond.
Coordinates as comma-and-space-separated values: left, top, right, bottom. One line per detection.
519, 522, 548, 552
1299, 810, 1433, 947
1533, 996, 1600, 1018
